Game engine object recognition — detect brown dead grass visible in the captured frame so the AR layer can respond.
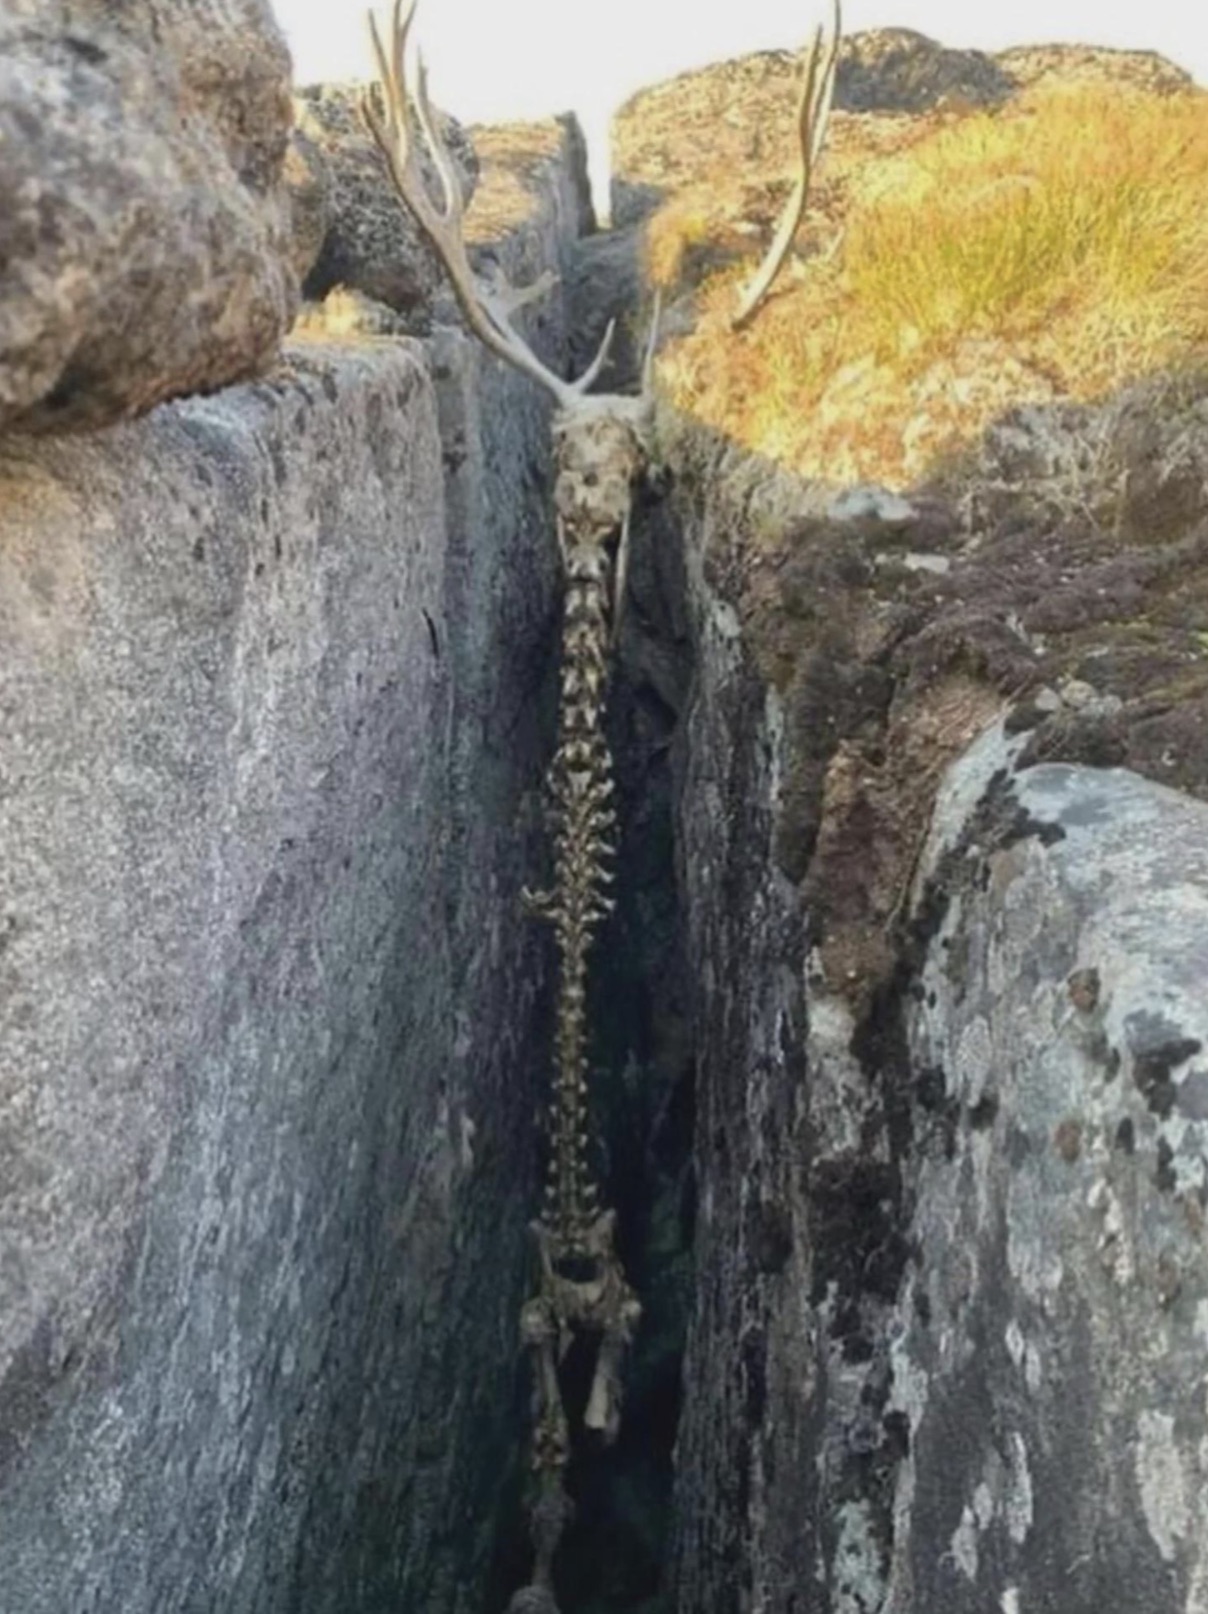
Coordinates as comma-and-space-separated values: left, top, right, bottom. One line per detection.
653, 81, 1208, 487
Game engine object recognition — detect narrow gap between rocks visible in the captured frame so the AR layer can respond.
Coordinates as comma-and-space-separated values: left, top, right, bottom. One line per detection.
482, 270, 697, 1611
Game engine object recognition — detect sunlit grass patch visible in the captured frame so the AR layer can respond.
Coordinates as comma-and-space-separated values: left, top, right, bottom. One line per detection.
656, 81, 1208, 485
845, 83, 1208, 367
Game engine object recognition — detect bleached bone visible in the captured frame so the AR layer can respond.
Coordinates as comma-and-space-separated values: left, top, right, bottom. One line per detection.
363, 0, 660, 608
366, 7, 650, 1600
731, 0, 842, 330
361, 0, 617, 409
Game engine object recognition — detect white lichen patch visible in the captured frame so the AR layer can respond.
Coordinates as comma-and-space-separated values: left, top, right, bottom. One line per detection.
832, 1499, 887, 1613
1195, 1299, 1208, 1348
1187, 1557, 1208, 1614
1136, 1409, 1189, 1563
1005, 1319, 1026, 1368
950, 1503, 981, 1583
955, 1017, 994, 1107
1005, 1432, 1034, 1545
914, 715, 1026, 897
1086, 1178, 1136, 1286
888, 1323, 931, 1440
808, 979, 880, 1158
1002, 1320, 1045, 1393
1000, 1587, 1022, 1614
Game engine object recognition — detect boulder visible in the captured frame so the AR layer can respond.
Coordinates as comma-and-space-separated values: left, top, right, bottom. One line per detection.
0, 0, 298, 435
283, 126, 334, 286
885, 746, 1208, 1613
295, 82, 479, 320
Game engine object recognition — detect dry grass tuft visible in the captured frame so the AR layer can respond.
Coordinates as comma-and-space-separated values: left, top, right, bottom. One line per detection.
655, 82, 1208, 486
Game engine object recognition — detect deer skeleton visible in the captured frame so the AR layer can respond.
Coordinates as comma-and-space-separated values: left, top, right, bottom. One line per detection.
363, 2, 655, 1602
363, 1, 842, 1599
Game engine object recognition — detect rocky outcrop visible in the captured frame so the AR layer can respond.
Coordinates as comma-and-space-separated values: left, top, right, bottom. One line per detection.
0, 117, 584, 1612
0, 0, 299, 435
295, 83, 478, 319
664, 446, 1208, 1610
885, 743, 1208, 1613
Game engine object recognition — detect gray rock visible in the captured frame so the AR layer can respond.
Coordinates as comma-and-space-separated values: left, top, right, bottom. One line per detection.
836, 28, 1015, 113
283, 126, 335, 285
884, 755, 1208, 1614
0, 0, 298, 435
666, 432, 1208, 1612
897, 551, 951, 575
0, 99, 585, 1600
828, 483, 917, 528
295, 82, 478, 318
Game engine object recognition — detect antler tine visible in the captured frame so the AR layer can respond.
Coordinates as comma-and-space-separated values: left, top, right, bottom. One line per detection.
565, 320, 618, 398
363, 2, 616, 411
730, 0, 841, 331
389, 0, 413, 126
411, 51, 462, 219
805, 0, 841, 168
639, 290, 662, 400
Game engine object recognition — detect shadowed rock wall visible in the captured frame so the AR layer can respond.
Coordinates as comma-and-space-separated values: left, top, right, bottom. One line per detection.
664, 453, 1208, 1612
0, 340, 543, 1612
669, 522, 816, 1611
0, 113, 591, 1614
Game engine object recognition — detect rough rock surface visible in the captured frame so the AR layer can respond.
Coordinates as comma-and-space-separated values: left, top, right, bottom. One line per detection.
658, 317, 1208, 1608
883, 744, 1208, 1613
613, 31, 1190, 218
0, 0, 298, 435
0, 115, 585, 1611
295, 83, 479, 319
283, 126, 335, 286
665, 443, 1208, 1609
669, 525, 814, 1610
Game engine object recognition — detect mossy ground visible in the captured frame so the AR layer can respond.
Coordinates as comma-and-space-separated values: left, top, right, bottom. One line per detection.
639, 75, 1208, 487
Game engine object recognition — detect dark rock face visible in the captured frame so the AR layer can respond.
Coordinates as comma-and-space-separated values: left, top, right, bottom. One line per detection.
0, 0, 298, 434
0, 335, 559, 1611
835, 29, 1014, 113
664, 453, 1208, 1609
670, 521, 816, 1610
295, 83, 479, 319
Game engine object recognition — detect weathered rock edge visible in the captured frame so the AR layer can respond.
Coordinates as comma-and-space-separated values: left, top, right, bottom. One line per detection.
0, 0, 297, 435
663, 434, 1208, 1611
0, 111, 595, 1611
886, 743, 1208, 1614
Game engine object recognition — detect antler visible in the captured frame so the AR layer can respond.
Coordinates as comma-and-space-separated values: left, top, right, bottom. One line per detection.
361, 0, 616, 410
731, 0, 842, 331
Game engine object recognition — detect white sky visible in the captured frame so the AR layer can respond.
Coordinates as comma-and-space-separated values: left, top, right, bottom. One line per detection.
279, 0, 1206, 205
